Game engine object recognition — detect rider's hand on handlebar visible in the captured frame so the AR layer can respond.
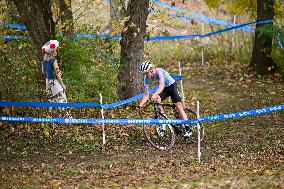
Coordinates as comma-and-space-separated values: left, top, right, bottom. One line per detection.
151, 94, 159, 101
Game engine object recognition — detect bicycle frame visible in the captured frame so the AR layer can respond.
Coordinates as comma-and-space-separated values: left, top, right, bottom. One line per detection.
150, 100, 184, 135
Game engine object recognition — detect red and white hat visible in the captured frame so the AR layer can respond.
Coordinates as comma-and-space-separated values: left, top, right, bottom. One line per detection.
42, 40, 59, 53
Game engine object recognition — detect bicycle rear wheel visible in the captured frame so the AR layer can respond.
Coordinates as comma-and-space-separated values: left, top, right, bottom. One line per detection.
143, 115, 176, 150
185, 108, 205, 143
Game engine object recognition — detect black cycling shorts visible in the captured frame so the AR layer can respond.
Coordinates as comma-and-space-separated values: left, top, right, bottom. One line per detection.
158, 82, 182, 103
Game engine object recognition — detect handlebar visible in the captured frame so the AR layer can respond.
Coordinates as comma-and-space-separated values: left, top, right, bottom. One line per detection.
128, 100, 175, 111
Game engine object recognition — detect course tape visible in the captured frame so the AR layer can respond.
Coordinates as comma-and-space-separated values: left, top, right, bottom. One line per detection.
146, 20, 272, 41
60, 20, 273, 41
197, 104, 283, 124
1, 20, 272, 42
201, 20, 271, 38
102, 86, 158, 109
276, 35, 284, 51
0, 104, 283, 125
0, 101, 101, 108
2, 23, 27, 30
152, 0, 254, 32
1, 35, 29, 40
0, 76, 182, 109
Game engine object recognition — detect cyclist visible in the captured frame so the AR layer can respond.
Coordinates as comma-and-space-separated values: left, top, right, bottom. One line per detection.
138, 60, 192, 137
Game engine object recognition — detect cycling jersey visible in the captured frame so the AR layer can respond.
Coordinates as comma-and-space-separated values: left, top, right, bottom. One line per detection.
143, 68, 175, 91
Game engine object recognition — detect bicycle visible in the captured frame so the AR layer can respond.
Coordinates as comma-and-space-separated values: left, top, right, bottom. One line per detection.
140, 100, 205, 150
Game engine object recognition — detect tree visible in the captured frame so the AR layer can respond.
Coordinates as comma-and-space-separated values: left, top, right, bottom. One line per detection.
11, 0, 56, 61
59, 0, 74, 36
118, 0, 150, 99
10, 0, 56, 101
250, 0, 277, 75
204, 0, 282, 75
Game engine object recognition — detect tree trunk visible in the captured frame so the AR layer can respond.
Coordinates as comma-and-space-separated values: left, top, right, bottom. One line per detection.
12, 0, 56, 61
250, 0, 277, 75
118, 0, 150, 99
12, 0, 56, 101
59, 0, 74, 36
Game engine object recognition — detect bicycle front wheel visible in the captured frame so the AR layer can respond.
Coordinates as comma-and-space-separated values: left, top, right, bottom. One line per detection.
143, 115, 176, 150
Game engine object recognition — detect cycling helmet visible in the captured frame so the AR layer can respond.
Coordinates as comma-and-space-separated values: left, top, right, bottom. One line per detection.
139, 61, 152, 73
42, 40, 59, 54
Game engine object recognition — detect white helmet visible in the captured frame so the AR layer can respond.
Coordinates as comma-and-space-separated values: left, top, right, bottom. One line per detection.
42, 40, 59, 54
139, 61, 152, 73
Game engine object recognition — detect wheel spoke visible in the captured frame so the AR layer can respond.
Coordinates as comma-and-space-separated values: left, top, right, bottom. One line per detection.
143, 116, 176, 150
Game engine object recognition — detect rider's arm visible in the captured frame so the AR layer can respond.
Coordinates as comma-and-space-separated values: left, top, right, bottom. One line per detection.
139, 77, 150, 108
152, 70, 165, 100
153, 79, 165, 96
139, 91, 149, 108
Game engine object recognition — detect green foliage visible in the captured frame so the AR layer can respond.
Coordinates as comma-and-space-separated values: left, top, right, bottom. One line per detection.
257, 24, 284, 78
229, 0, 256, 17
0, 39, 39, 101
145, 26, 253, 68
0, 32, 120, 107
204, 0, 284, 19
203, 0, 256, 16
57, 35, 120, 103
203, 0, 219, 9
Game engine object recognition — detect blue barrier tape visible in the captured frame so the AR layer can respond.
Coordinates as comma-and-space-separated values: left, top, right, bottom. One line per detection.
147, 34, 201, 41
102, 86, 158, 109
75, 20, 272, 41
146, 20, 272, 41
0, 75, 182, 109
153, 1, 189, 15
0, 104, 283, 125
1, 19, 273, 42
198, 104, 283, 124
153, 0, 254, 32
75, 33, 121, 39
202, 20, 272, 38
102, 75, 182, 109
95, 50, 120, 64
3, 23, 27, 30
276, 35, 284, 51
1, 35, 29, 40
0, 101, 101, 108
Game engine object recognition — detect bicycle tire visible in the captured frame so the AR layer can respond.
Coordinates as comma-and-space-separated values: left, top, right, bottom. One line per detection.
143, 114, 176, 150
184, 108, 205, 143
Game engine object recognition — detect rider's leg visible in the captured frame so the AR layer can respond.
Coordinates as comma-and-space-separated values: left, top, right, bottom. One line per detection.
156, 95, 165, 114
175, 102, 188, 120
175, 102, 192, 137
170, 83, 192, 137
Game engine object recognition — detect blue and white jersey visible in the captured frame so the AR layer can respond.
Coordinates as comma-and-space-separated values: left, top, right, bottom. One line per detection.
143, 68, 175, 91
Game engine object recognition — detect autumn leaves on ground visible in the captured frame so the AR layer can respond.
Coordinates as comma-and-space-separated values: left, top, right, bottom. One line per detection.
0, 61, 283, 188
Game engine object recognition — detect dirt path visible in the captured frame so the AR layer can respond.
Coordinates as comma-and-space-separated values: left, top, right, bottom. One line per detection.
0, 62, 283, 188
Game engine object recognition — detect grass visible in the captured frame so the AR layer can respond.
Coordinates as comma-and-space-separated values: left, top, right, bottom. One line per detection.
1, 2, 284, 187
2, 59, 283, 188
